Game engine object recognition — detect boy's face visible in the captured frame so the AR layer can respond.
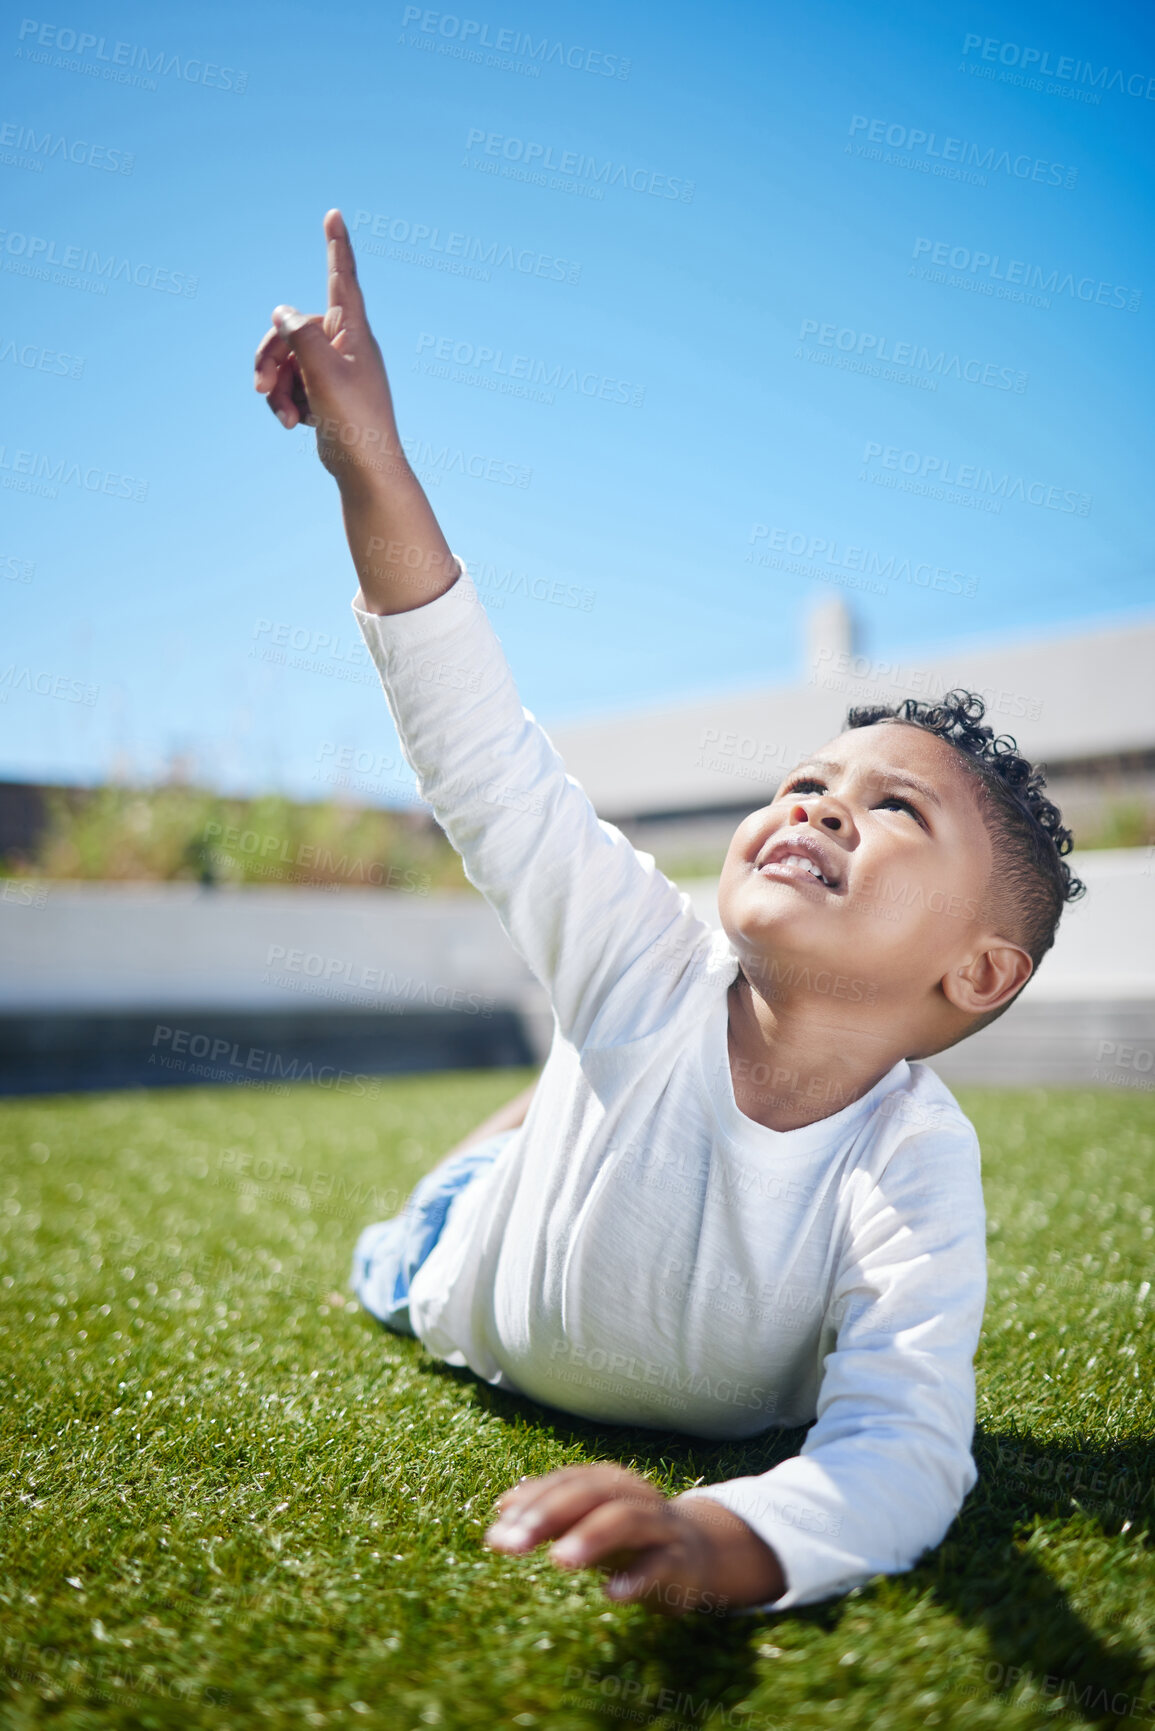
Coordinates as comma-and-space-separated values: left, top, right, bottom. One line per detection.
717, 722, 997, 1010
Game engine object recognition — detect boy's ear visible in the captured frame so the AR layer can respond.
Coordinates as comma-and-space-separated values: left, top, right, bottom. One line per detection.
941, 940, 1033, 1018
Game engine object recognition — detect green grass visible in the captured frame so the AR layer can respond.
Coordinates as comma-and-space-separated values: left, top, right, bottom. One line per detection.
0, 1076, 1152, 1731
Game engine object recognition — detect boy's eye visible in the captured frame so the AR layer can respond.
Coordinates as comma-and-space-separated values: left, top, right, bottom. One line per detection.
782, 777, 825, 796
877, 795, 923, 822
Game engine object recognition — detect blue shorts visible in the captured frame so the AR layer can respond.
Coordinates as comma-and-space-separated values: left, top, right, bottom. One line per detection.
350, 1131, 514, 1335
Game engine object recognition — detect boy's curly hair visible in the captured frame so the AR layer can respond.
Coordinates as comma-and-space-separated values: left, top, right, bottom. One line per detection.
845, 689, 1085, 1012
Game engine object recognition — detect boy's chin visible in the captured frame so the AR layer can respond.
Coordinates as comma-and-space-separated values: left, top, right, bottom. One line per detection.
721, 885, 881, 974
721, 870, 839, 934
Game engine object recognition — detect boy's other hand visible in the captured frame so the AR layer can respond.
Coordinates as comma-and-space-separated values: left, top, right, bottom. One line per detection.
254, 209, 404, 495
484, 1463, 785, 1615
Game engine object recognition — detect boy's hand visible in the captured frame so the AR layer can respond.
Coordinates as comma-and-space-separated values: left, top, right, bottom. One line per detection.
254, 208, 456, 615
484, 1464, 785, 1616
254, 209, 404, 495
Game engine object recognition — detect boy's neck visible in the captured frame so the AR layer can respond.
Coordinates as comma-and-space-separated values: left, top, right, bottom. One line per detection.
725, 975, 903, 1133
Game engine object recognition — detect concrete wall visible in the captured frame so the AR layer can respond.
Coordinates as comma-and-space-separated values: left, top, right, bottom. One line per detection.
0, 881, 552, 1093
0, 879, 545, 1019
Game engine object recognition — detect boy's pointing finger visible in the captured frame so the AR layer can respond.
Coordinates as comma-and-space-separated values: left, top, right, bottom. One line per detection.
324, 208, 368, 328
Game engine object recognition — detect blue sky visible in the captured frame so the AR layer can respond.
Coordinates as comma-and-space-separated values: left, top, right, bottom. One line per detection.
2, 0, 1153, 803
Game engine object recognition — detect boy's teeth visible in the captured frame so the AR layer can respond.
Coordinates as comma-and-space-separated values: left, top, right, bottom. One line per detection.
769, 854, 828, 883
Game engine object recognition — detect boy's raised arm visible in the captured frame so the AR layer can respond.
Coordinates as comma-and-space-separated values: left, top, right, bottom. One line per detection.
254, 208, 458, 617
255, 212, 708, 1045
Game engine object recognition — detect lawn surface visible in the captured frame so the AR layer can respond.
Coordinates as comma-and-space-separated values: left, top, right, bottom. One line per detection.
0, 1075, 1152, 1730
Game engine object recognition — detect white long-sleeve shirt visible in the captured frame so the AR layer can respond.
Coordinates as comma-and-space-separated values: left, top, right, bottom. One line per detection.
352, 562, 988, 1612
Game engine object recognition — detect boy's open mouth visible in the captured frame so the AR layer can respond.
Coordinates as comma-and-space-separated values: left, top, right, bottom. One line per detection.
755, 835, 843, 891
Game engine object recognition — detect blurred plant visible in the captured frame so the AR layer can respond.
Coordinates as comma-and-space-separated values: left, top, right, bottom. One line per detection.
1078, 799, 1155, 850
649, 848, 731, 882
1, 782, 470, 892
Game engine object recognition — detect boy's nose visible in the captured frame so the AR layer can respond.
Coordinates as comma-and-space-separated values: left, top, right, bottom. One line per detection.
788, 800, 842, 831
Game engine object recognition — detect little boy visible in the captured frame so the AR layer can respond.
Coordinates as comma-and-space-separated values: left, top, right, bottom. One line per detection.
254, 211, 1084, 1617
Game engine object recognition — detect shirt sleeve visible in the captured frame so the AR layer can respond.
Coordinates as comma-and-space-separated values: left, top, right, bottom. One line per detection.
679, 1128, 987, 1611
351, 560, 710, 1049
